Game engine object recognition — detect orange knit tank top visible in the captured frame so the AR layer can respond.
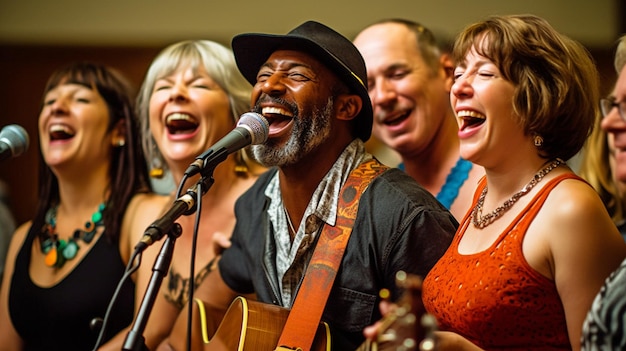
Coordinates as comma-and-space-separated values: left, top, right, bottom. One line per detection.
422, 174, 580, 350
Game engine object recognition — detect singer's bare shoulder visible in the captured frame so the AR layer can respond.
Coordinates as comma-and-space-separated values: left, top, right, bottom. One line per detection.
121, 192, 171, 259
134, 191, 172, 213
3, 221, 31, 273
9, 221, 31, 244
4, 221, 34, 265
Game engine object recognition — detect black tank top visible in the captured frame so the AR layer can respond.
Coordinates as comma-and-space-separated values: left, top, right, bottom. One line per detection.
8, 216, 135, 351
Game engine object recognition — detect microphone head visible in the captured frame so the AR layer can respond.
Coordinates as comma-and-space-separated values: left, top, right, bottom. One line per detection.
0, 124, 29, 157
237, 112, 269, 145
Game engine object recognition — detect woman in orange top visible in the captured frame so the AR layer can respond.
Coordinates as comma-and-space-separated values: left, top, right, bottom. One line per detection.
421, 15, 626, 350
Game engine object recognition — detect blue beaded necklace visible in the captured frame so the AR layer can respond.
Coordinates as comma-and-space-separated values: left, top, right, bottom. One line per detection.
398, 157, 472, 210
436, 157, 472, 209
399, 157, 473, 209
39, 203, 106, 268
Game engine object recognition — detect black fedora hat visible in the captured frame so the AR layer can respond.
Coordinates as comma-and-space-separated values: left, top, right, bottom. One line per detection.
231, 20, 372, 141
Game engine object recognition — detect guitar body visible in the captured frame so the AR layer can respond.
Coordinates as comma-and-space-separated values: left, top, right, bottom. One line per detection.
199, 297, 331, 351
195, 271, 435, 351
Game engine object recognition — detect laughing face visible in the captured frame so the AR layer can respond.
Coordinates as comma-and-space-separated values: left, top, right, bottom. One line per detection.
249, 50, 336, 167
602, 64, 626, 182
149, 65, 233, 169
450, 44, 521, 167
353, 22, 452, 156
39, 83, 114, 170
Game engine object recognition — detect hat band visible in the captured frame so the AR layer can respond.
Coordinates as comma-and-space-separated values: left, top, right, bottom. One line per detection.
350, 71, 365, 89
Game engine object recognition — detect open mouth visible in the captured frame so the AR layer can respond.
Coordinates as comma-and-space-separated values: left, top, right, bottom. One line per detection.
166, 113, 199, 135
261, 106, 294, 130
49, 124, 75, 141
457, 110, 486, 131
382, 110, 410, 126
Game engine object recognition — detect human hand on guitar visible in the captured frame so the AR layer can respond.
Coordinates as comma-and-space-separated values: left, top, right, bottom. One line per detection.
360, 271, 438, 351
362, 299, 394, 339
428, 331, 484, 351
366, 322, 483, 351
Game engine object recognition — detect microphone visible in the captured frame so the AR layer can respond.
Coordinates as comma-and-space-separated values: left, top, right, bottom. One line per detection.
184, 112, 269, 176
134, 192, 192, 252
134, 112, 268, 252
0, 124, 29, 162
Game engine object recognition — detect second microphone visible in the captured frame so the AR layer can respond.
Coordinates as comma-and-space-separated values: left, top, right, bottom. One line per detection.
184, 112, 269, 177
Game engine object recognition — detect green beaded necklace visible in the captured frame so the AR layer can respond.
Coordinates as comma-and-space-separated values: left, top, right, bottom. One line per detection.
39, 203, 106, 268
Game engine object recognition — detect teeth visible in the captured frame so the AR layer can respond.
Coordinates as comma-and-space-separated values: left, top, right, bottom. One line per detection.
166, 113, 194, 123
50, 124, 74, 135
457, 110, 486, 119
262, 107, 293, 117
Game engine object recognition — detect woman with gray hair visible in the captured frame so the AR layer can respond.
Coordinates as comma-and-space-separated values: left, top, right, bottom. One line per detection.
134, 40, 265, 349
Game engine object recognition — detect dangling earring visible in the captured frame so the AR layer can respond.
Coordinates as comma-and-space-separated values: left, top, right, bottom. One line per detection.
148, 140, 164, 179
112, 138, 125, 147
234, 150, 250, 176
534, 135, 544, 147
149, 161, 164, 179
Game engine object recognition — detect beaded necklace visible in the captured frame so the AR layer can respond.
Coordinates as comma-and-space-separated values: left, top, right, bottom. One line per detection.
437, 157, 472, 209
398, 157, 473, 210
471, 158, 563, 229
39, 203, 106, 268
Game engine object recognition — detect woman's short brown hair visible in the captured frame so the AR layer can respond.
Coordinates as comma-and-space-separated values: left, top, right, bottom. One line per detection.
452, 14, 600, 161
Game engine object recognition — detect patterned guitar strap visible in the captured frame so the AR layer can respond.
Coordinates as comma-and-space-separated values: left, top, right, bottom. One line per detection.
275, 158, 389, 351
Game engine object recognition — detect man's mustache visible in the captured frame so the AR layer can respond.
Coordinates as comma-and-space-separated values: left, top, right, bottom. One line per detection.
253, 95, 298, 117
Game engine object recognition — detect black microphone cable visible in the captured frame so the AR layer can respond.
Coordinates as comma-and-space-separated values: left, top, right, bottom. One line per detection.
91, 249, 142, 350
185, 177, 205, 351
91, 175, 198, 351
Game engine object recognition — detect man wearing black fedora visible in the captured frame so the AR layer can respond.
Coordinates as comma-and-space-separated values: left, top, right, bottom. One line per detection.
161, 20, 456, 350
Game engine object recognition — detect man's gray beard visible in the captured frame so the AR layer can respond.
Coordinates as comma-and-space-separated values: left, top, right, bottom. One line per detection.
251, 97, 334, 167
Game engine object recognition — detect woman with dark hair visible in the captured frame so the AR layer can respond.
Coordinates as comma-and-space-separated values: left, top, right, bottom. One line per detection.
0, 62, 164, 351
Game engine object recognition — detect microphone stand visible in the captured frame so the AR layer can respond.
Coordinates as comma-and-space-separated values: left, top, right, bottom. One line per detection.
122, 226, 181, 351
122, 174, 215, 351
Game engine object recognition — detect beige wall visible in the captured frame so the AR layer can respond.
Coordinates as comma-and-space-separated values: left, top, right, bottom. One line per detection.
0, 0, 622, 47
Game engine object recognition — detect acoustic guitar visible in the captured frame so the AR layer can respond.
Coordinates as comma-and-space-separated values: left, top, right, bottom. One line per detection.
193, 271, 436, 351
355, 271, 437, 351
194, 296, 331, 351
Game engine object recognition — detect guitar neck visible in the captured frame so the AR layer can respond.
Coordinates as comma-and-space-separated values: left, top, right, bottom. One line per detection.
355, 339, 375, 351
355, 271, 437, 351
